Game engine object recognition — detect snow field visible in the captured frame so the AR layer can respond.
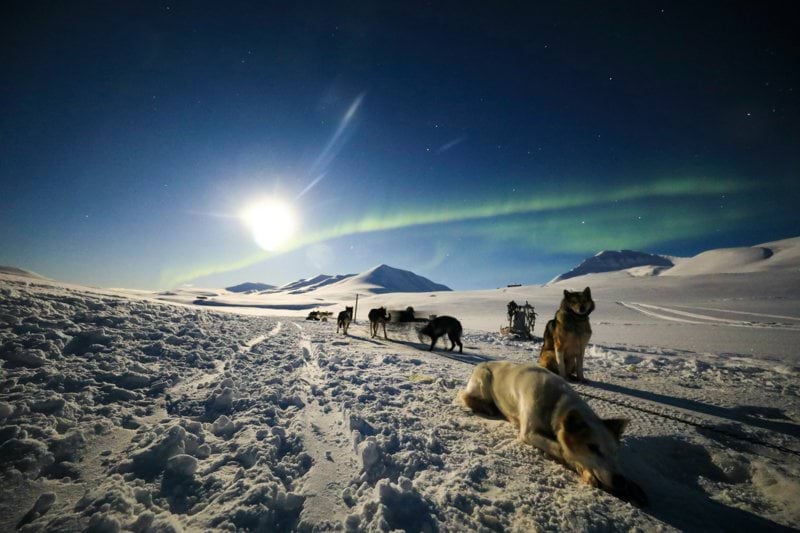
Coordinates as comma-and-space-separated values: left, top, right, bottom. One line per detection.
1, 276, 799, 531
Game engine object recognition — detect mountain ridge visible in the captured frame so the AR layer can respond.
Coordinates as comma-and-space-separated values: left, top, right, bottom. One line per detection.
225, 282, 276, 293
550, 250, 674, 283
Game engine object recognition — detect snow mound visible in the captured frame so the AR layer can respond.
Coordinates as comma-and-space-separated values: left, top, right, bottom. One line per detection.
663, 237, 800, 276
551, 250, 674, 283
225, 282, 275, 293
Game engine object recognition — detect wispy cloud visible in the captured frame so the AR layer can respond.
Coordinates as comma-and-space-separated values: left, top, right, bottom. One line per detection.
296, 93, 365, 200
436, 136, 466, 154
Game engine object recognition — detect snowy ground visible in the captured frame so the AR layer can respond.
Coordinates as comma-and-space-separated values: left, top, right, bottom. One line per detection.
1, 272, 799, 531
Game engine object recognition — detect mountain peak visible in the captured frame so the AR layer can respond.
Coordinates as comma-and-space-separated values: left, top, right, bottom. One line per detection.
351, 264, 451, 293
225, 282, 276, 293
271, 264, 451, 295
551, 250, 674, 283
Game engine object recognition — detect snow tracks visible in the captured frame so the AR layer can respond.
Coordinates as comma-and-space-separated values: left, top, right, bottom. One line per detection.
619, 301, 800, 331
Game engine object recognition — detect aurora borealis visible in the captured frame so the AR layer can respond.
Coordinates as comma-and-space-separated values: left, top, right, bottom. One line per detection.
2, 3, 798, 289
160, 175, 761, 287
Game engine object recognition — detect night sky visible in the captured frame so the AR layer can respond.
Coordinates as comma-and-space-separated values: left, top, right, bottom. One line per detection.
1, 2, 798, 289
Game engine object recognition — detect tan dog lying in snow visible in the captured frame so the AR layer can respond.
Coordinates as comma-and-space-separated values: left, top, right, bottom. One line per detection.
459, 361, 647, 506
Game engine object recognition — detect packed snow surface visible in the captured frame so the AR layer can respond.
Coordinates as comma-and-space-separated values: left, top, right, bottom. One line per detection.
1, 250, 799, 530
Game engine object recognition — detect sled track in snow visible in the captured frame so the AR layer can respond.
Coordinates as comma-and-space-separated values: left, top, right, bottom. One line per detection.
569, 384, 800, 458
619, 301, 800, 331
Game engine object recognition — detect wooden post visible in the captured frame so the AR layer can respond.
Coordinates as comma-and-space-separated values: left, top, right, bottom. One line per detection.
353, 293, 359, 324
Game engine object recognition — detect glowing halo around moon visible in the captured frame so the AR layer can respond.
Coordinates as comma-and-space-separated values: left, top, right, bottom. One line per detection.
241, 198, 297, 251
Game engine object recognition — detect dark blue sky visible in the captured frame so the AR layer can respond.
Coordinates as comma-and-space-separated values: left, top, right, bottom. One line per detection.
1, 2, 798, 289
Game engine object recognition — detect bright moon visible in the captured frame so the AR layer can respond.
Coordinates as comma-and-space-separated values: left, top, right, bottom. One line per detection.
242, 198, 297, 251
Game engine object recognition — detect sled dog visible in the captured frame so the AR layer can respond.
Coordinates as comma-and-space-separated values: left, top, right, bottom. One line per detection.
337, 306, 353, 335
368, 307, 389, 339
419, 315, 463, 353
459, 361, 646, 505
539, 287, 594, 381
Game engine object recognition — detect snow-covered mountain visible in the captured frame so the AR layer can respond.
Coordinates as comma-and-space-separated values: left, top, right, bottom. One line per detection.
272, 264, 451, 297
276, 274, 356, 294
662, 236, 800, 276
313, 264, 451, 295
550, 250, 674, 283
551, 237, 800, 284
0, 265, 48, 280
225, 282, 275, 293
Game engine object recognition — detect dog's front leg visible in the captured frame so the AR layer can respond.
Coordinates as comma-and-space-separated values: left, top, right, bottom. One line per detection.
555, 349, 567, 378
577, 348, 586, 382
520, 427, 563, 461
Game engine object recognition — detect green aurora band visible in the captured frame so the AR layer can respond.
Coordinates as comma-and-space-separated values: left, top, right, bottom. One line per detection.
160, 176, 755, 286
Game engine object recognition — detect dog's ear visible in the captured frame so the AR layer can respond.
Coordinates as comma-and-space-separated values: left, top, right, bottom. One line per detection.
563, 289, 570, 299
562, 409, 588, 434
603, 418, 629, 442
583, 287, 591, 298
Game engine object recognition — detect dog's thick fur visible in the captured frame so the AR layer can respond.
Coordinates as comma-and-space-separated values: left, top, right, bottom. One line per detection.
337, 306, 353, 335
368, 307, 389, 339
459, 361, 646, 505
419, 315, 463, 353
539, 287, 595, 381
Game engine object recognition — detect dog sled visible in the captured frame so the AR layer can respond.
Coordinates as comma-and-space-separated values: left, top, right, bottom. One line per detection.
500, 300, 537, 339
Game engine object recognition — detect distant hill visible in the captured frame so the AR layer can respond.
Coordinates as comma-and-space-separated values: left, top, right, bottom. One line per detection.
549, 237, 800, 284
225, 282, 276, 293
550, 250, 674, 283
0, 265, 48, 280
338, 264, 451, 294
661, 236, 800, 276
277, 274, 355, 294
278, 264, 451, 296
